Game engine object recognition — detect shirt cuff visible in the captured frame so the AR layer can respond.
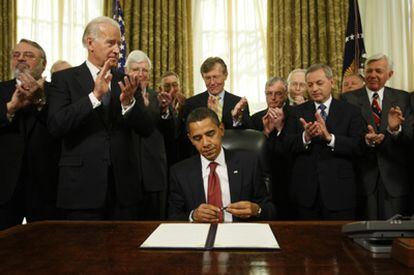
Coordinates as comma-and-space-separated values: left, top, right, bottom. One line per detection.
121, 98, 136, 115
302, 131, 311, 146
189, 210, 195, 222
327, 134, 335, 148
232, 118, 242, 127
387, 125, 402, 136
161, 108, 171, 119
89, 92, 101, 109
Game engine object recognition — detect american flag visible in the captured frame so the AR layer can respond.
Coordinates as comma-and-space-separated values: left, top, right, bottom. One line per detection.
113, 0, 126, 73
342, 0, 366, 77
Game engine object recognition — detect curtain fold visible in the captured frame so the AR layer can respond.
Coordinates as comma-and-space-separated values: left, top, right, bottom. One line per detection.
105, 0, 194, 97
0, 0, 17, 81
267, 0, 348, 95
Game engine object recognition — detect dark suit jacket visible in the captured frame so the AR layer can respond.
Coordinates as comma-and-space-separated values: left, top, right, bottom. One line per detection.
47, 62, 155, 209
252, 105, 293, 218
0, 79, 60, 205
341, 87, 413, 197
183, 91, 251, 129
168, 149, 276, 221
138, 88, 175, 192
282, 98, 365, 210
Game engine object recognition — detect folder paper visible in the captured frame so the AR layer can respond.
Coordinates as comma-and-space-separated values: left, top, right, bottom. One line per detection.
140, 223, 280, 250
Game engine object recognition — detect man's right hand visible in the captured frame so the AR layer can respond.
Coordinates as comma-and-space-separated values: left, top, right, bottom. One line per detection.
92, 59, 113, 100
7, 86, 32, 116
193, 203, 220, 223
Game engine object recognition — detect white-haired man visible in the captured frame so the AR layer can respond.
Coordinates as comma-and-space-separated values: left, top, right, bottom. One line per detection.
48, 16, 155, 220
341, 53, 413, 220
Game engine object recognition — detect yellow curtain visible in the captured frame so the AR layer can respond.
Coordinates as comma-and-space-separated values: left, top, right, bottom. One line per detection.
267, 0, 348, 96
105, 0, 194, 97
0, 0, 17, 81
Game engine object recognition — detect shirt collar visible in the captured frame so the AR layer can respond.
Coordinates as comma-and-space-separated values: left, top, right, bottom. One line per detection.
314, 95, 333, 110
200, 147, 226, 171
366, 86, 385, 101
208, 90, 225, 100
86, 60, 101, 80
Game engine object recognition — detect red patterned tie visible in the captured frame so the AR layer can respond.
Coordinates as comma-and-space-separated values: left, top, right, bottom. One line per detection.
371, 92, 382, 128
207, 162, 223, 222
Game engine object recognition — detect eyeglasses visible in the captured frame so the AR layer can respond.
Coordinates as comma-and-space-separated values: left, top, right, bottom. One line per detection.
163, 82, 179, 90
265, 91, 285, 97
12, 51, 38, 59
130, 67, 149, 74
289, 81, 307, 89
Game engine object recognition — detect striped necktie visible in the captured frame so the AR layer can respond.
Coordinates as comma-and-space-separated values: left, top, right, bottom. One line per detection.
371, 92, 381, 128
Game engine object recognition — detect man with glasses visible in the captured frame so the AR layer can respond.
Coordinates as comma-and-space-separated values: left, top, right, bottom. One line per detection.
183, 57, 251, 129
252, 77, 293, 219
287, 69, 308, 106
158, 71, 187, 166
0, 39, 61, 230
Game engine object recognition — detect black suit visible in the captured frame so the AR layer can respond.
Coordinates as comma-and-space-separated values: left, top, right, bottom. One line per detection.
47, 63, 154, 219
0, 79, 61, 230
136, 88, 176, 220
183, 91, 251, 129
341, 87, 413, 219
252, 105, 294, 219
168, 150, 276, 221
280, 98, 365, 219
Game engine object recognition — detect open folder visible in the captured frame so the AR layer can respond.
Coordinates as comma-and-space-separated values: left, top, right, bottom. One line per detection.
140, 223, 280, 250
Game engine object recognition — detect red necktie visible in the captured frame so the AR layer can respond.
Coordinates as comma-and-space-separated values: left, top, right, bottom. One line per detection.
207, 162, 223, 222
371, 92, 382, 128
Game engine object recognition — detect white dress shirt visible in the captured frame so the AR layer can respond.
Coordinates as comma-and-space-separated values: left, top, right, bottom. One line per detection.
200, 147, 232, 222
85, 60, 135, 115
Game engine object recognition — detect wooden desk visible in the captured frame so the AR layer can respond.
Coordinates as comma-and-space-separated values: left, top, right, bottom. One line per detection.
0, 221, 411, 274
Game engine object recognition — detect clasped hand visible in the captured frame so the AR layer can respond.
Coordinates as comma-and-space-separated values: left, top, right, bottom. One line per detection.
300, 112, 331, 143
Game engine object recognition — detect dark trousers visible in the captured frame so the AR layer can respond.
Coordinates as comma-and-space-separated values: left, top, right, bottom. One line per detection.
0, 180, 61, 231
63, 167, 140, 221
295, 186, 355, 220
358, 177, 409, 220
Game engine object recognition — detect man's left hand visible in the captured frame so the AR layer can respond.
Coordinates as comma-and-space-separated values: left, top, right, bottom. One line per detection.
231, 97, 248, 121
315, 112, 332, 142
226, 201, 260, 219
119, 74, 138, 106
388, 106, 404, 132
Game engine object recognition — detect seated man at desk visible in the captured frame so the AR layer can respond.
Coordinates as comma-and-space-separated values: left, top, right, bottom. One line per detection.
168, 107, 275, 222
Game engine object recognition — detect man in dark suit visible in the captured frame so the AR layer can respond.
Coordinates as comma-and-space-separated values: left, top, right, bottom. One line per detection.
341, 54, 413, 220
168, 107, 275, 222
124, 50, 180, 220
0, 39, 61, 230
251, 76, 293, 219
47, 17, 154, 220
275, 63, 365, 220
183, 57, 250, 129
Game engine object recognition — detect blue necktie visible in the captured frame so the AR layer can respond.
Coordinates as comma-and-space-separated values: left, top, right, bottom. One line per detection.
319, 104, 327, 121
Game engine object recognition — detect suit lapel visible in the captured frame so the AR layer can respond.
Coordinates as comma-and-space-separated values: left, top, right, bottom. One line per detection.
326, 98, 339, 131
75, 63, 94, 96
189, 156, 207, 204
356, 88, 376, 127
380, 87, 395, 131
224, 150, 241, 203
303, 101, 316, 123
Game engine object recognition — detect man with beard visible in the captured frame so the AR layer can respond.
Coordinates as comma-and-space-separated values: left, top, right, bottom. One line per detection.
0, 39, 61, 230
48, 17, 154, 220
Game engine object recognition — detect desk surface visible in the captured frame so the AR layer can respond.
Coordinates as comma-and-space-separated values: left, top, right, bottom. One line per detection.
0, 221, 411, 274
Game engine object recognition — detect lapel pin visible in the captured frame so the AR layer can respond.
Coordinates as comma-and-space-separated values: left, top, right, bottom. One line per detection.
233, 170, 238, 174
